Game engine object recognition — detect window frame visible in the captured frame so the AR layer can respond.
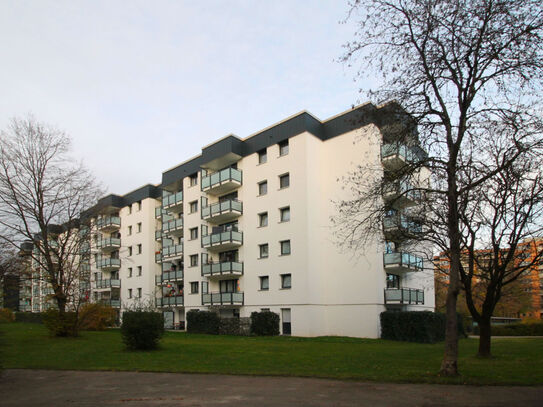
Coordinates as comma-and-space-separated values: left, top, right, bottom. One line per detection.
259, 275, 269, 291
258, 148, 267, 164
280, 240, 291, 256
258, 212, 268, 227
259, 243, 269, 259
281, 273, 292, 289
189, 200, 198, 213
190, 254, 199, 267
279, 206, 290, 222
279, 173, 290, 189
278, 139, 289, 156
190, 281, 199, 294
258, 180, 268, 196
189, 227, 198, 240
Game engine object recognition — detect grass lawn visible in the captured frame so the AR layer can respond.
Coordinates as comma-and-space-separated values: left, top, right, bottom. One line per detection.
1, 323, 542, 385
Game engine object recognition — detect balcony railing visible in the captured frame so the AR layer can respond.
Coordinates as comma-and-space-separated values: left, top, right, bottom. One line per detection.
155, 253, 162, 263
99, 298, 121, 308
162, 218, 184, 235
97, 238, 121, 251
202, 292, 244, 306
383, 252, 423, 272
155, 230, 163, 240
97, 258, 121, 270
155, 270, 184, 285
201, 199, 243, 223
383, 180, 421, 207
202, 230, 243, 249
383, 214, 422, 235
155, 207, 167, 218
96, 216, 121, 231
162, 191, 183, 212
384, 288, 424, 304
202, 261, 243, 277
162, 244, 184, 259
93, 279, 121, 289
156, 296, 184, 307
201, 167, 242, 195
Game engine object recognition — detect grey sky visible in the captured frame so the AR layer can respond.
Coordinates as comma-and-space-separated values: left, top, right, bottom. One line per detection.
0, 1, 374, 196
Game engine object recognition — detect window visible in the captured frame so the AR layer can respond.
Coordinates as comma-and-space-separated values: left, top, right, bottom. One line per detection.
137, 222, 142, 233
137, 201, 142, 211
128, 246, 133, 256
137, 266, 142, 276
137, 288, 142, 298
128, 288, 132, 299
128, 205, 132, 215
189, 200, 198, 213
281, 274, 292, 289
258, 180, 268, 196
259, 243, 269, 259
190, 227, 198, 240
189, 173, 198, 186
280, 206, 290, 222
279, 139, 289, 156
128, 267, 133, 278
387, 274, 400, 289
280, 240, 291, 255
279, 173, 290, 189
137, 244, 142, 254
258, 148, 267, 164
190, 254, 198, 267
258, 212, 268, 227
260, 276, 269, 291
128, 225, 132, 236
191, 281, 199, 294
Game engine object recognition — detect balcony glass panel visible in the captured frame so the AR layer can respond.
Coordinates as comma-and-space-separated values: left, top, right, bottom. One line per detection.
383, 252, 423, 270
202, 291, 244, 305
201, 168, 242, 191
97, 238, 121, 249
163, 191, 183, 207
162, 218, 184, 233
162, 244, 184, 258
202, 261, 243, 277
97, 216, 121, 229
202, 199, 243, 219
384, 288, 424, 304
98, 258, 121, 269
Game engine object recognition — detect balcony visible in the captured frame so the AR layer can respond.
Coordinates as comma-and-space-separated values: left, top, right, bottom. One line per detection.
93, 279, 121, 290
383, 214, 422, 237
162, 218, 184, 237
97, 216, 121, 232
97, 238, 121, 252
384, 288, 424, 305
202, 261, 243, 278
383, 181, 421, 208
155, 207, 167, 219
79, 242, 90, 254
156, 296, 184, 307
162, 191, 183, 213
381, 144, 425, 171
97, 258, 121, 271
155, 270, 184, 285
155, 252, 162, 263
202, 230, 243, 250
383, 252, 423, 272
202, 292, 244, 306
99, 298, 121, 308
155, 230, 163, 240
201, 167, 242, 195
201, 199, 243, 223
162, 244, 184, 260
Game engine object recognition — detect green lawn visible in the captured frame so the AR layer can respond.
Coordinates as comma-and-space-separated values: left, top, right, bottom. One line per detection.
2, 323, 542, 385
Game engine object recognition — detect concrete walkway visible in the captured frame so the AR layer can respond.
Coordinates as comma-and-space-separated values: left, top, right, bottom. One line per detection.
1, 369, 542, 407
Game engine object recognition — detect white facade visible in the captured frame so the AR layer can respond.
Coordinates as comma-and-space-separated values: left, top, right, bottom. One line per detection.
29, 102, 435, 338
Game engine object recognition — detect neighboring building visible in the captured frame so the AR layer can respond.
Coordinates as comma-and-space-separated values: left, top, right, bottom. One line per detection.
21, 102, 435, 338
434, 238, 543, 320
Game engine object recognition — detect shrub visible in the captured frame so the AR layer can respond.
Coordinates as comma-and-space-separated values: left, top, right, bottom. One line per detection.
0, 308, 15, 323
250, 311, 280, 336
219, 317, 240, 335
473, 322, 543, 336
121, 311, 164, 350
186, 310, 219, 334
42, 309, 78, 337
14, 312, 43, 324
380, 311, 446, 343
78, 303, 116, 331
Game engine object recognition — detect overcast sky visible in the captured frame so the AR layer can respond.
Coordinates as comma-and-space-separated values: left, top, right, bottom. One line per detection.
0, 1, 375, 196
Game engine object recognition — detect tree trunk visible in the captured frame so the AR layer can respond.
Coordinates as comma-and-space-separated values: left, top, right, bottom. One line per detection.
477, 318, 492, 358
440, 288, 459, 375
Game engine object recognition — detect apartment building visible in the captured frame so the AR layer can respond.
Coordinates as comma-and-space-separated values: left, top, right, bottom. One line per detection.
23, 102, 435, 338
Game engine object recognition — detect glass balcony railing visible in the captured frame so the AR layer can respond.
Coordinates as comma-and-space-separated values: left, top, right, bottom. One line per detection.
381, 144, 426, 165
93, 279, 121, 289
97, 258, 121, 270
162, 191, 183, 209
202, 292, 244, 306
201, 168, 242, 193
99, 298, 121, 308
202, 261, 243, 277
156, 270, 184, 284
156, 296, 184, 307
383, 214, 422, 234
201, 199, 243, 220
383, 252, 423, 271
162, 218, 184, 234
383, 180, 421, 206
162, 244, 184, 258
201, 230, 243, 249
96, 216, 121, 230
384, 288, 424, 304
97, 238, 121, 250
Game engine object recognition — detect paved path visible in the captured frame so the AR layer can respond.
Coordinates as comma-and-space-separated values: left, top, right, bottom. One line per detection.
1, 369, 542, 407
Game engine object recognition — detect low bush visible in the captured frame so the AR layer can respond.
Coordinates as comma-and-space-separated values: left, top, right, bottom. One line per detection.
78, 303, 116, 331
42, 309, 78, 337
473, 322, 543, 336
186, 310, 219, 334
250, 311, 280, 336
14, 312, 43, 324
0, 308, 15, 323
121, 311, 164, 350
380, 311, 446, 343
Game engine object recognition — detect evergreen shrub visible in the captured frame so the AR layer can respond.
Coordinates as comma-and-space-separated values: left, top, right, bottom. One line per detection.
380, 311, 446, 343
186, 310, 219, 334
121, 311, 164, 350
473, 322, 543, 336
250, 311, 280, 336
42, 309, 78, 337
14, 312, 43, 324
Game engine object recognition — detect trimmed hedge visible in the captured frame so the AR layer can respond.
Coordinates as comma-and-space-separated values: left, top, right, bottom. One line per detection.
14, 312, 43, 324
250, 311, 280, 336
186, 310, 219, 334
121, 311, 164, 350
42, 309, 78, 337
473, 322, 543, 336
380, 311, 446, 343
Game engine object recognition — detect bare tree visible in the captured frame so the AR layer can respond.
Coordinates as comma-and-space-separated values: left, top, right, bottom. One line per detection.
339, 0, 543, 375
0, 116, 102, 317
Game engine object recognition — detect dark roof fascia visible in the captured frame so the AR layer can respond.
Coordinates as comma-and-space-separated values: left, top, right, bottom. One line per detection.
123, 184, 162, 205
